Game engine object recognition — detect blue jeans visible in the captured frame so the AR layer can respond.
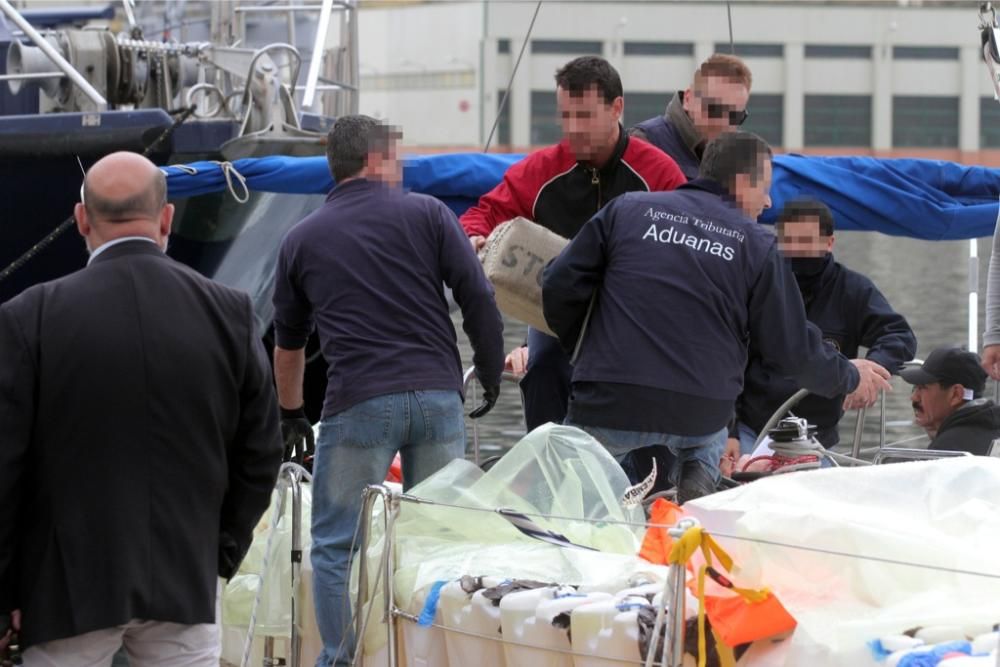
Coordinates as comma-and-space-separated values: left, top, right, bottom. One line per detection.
311, 390, 466, 666
567, 422, 727, 489
736, 421, 760, 456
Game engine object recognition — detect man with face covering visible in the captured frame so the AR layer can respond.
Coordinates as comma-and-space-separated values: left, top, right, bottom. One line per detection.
461, 56, 686, 431
733, 198, 916, 453
630, 54, 752, 179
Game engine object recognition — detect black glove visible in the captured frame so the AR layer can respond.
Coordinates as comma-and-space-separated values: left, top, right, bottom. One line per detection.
280, 406, 315, 465
469, 384, 500, 419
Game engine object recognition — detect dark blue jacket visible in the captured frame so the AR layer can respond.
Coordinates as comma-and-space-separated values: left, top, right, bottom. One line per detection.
631, 115, 700, 180
737, 253, 916, 446
273, 179, 505, 418
629, 92, 702, 180
542, 180, 859, 436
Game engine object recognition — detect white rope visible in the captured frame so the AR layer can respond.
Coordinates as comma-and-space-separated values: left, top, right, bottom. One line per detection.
216, 160, 250, 203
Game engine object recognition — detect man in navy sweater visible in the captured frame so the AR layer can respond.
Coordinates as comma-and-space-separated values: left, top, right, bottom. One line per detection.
630, 53, 752, 179
734, 198, 916, 452
543, 132, 891, 502
272, 116, 504, 665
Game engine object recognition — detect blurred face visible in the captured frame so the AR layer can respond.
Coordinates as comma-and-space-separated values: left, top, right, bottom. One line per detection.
777, 217, 834, 258
911, 383, 964, 436
733, 157, 772, 219
366, 138, 401, 186
557, 85, 623, 164
684, 75, 750, 142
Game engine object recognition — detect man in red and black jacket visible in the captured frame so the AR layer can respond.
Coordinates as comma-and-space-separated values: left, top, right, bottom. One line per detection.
461, 56, 686, 431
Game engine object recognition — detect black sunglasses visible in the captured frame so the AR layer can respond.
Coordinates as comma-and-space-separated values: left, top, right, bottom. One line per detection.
700, 97, 749, 126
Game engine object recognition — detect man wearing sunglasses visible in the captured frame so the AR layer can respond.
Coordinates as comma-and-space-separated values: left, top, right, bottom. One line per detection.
630, 54, 752, 179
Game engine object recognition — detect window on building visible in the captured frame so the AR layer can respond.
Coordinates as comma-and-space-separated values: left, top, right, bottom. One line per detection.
892, 46, 960, 60
623, 92, 669, 129
498, 39, 510, 54
804, 45, 872, 59
530, 90, 561, 145
531, 40, 603, 56
494, 89, 512, 146
712, 43, 784, 57
980, 97, 1000, 148
742, 94, 783, 147
804, 95, 872, 146
892, 95, 959, 147
623, 42, 694, 56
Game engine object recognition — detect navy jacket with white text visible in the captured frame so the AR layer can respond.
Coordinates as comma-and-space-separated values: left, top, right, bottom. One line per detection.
542, 180, 860, 435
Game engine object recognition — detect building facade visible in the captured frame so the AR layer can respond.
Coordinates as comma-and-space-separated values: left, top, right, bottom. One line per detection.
358, 1, 1000, 164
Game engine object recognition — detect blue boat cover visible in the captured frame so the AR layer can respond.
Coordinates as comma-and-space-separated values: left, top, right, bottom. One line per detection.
161, 153, 1000, 241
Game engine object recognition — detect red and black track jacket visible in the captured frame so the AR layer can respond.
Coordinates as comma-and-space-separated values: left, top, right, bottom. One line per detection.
460, 127, 687, 240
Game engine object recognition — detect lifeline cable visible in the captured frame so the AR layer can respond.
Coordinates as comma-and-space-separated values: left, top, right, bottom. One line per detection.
0, 105, 197, 287
483, 0, 542, 153
392, 492, 1000, 582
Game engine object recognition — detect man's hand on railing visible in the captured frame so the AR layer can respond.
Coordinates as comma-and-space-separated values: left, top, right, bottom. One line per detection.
982, 344, 1000, 381
504, 345, 529, 376
843, 359, 891, 410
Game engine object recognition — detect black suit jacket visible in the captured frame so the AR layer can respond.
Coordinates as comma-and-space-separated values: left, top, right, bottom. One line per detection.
0, 240, 283, 647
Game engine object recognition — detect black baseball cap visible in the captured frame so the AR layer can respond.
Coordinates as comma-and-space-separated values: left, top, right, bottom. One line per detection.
900, 347, 987, 395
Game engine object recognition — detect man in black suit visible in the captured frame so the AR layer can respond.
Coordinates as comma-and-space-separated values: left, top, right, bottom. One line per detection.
0, 151, 283, 665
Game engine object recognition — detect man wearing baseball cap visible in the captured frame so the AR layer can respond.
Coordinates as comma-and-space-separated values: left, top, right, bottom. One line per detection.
900, 346, 1000, 455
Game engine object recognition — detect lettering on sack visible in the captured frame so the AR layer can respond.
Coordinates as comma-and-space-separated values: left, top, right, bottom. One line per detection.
501, 244, 547, 287
642, 223, 736, 261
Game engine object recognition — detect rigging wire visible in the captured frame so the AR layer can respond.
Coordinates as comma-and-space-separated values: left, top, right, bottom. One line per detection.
483, 0, 542, 152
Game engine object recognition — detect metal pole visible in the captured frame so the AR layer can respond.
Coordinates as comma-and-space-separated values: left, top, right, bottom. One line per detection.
354, 486, 382, 664
970, 238, 980, 353
0, 0, 108, 109
290, 471, 303, 667
0, 71, 62, 81
879, 390, 886, 450
302, 0, 333, 109
665, 520, 696, 667
851, 405, 867, 459
383, 494, 398, 667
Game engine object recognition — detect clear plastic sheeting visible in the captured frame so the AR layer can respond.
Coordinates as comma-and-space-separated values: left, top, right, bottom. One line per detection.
685, 457, 1000, 666
353, 423, 666, 659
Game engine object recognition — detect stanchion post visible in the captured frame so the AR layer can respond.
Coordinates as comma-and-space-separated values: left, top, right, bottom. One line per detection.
290, 468, 303, 667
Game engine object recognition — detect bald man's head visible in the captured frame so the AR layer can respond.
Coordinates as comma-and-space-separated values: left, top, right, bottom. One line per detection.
75, 152, 174, 254
82, 152, 166, 223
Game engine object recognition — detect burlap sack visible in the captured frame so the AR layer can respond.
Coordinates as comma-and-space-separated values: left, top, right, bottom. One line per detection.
478, 217, 568, 336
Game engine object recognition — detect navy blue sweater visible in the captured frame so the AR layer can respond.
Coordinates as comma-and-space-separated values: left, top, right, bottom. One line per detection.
737, 253, 916, 446
542, 180, 859, 436
273, 179, 504, 418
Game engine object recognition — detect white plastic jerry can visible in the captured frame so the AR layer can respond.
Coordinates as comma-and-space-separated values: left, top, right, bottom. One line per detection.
500, 586, 614, 667
438, 577, 507, 667
570, 595, 650, 667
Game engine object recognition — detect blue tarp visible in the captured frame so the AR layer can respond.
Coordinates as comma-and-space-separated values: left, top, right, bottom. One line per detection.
161, 152, 1000, 241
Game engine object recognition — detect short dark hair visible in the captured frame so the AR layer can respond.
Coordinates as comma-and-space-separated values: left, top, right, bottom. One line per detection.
326, 114, 400, 182
694, 53, 753, 91
699, 131, 772, 190
778, 197, 835, 236
554, 56, 622, 105
83, 168, 166, 222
